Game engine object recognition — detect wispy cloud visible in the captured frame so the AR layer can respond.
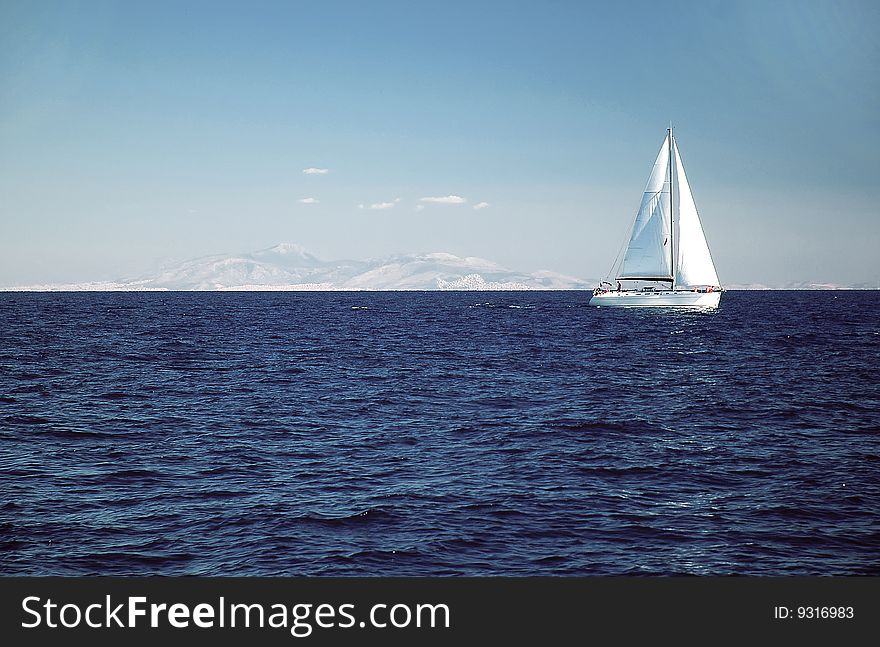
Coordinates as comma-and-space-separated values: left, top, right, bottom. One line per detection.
473, 201, 490, 210
302, 167, 329, 175
360, 197, 401, 210
415, 204, 425, 212
298, 197, 320, 204
419, 195, 466, 204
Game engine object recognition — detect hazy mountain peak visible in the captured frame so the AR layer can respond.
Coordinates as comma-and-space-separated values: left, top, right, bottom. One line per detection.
269, 242, 308, 255
250, 242, 324, 265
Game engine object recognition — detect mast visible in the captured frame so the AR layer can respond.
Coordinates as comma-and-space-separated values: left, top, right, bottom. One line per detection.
668, 127, 674, 290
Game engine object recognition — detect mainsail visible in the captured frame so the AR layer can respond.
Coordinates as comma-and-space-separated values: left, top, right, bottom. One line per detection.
618, 134, 673, 280
672, 139, 719, 288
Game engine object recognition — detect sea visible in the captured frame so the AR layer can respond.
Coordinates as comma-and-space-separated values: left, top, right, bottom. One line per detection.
1, 290, 877, 576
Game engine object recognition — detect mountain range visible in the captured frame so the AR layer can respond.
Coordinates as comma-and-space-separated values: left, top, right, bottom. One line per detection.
4, 244, 594, 291
3, 243, 872, 291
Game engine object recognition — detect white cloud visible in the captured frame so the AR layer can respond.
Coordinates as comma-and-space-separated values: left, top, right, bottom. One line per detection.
419, 195, 467, 204
302, 167, 329, 175
415, 204, 425, 212
298, 197, 320, 204
359, 197, 402, 210
473, 201, 490, 210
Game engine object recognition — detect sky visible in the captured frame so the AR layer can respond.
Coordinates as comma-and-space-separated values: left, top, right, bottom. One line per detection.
1, 0, 878, 286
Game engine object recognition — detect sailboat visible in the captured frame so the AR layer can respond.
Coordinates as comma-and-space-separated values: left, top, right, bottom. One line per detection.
590, 128, 722, 308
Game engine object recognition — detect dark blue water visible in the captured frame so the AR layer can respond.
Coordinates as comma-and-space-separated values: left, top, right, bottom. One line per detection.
1, 291, 877, 575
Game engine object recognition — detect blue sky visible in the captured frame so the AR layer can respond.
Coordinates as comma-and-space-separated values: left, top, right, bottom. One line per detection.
1, 0, 878, 285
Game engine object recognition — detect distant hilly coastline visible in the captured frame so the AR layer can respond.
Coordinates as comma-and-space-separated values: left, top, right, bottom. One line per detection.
723, 281, 879, 290
2, 243, 594, 291
2, 243, 873, 291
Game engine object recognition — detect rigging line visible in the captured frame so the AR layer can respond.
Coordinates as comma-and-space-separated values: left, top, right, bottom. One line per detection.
603, 202, 638, 282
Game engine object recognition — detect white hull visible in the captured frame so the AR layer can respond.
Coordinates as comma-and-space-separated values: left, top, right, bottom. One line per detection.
589, 290, 721, 308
